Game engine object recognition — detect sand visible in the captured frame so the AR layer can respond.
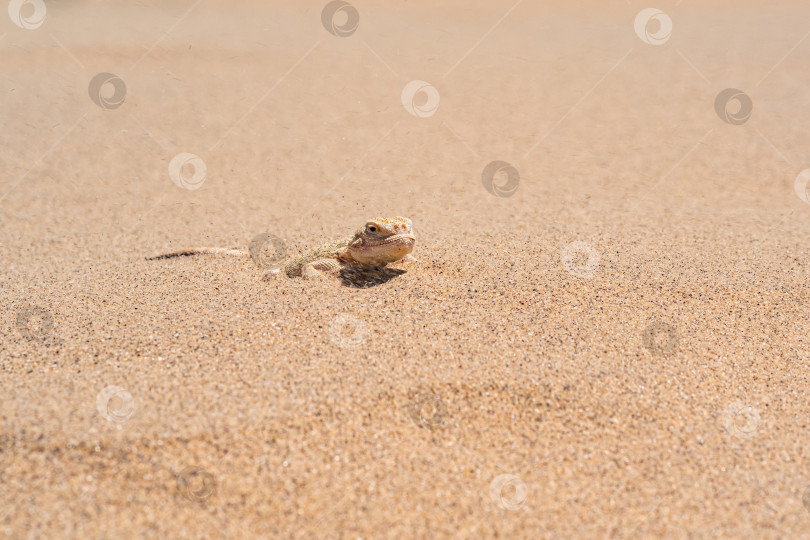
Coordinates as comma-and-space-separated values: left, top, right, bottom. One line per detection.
2, 0, 810, 537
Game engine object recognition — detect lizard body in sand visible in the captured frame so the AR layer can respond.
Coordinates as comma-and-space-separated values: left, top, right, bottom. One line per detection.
146, 216, 416, 280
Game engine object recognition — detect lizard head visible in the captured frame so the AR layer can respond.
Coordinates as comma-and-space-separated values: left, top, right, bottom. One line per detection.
347, 216, 416, 266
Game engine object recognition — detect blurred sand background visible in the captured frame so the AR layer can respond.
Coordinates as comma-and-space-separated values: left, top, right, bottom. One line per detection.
3, 0, 810, 537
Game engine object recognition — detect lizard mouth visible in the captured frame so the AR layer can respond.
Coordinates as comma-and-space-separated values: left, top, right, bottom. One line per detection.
383, 233, 415, 252
351, 233, 415, 264
389, 233, 416, 246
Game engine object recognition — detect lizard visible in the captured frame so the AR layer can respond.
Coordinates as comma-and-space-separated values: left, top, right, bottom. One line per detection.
146, 216, 416, 280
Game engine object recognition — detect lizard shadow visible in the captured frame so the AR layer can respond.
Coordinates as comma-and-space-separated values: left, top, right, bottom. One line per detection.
339, 266, 407, 288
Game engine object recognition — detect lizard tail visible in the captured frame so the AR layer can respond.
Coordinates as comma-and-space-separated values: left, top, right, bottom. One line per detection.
145, 247, 249, 260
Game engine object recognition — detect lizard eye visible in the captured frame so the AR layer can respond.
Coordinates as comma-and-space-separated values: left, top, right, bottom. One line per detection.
368, 225, 377, 232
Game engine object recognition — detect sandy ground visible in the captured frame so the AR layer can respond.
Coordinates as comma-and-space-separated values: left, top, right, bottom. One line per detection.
3, 0, 810, 537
